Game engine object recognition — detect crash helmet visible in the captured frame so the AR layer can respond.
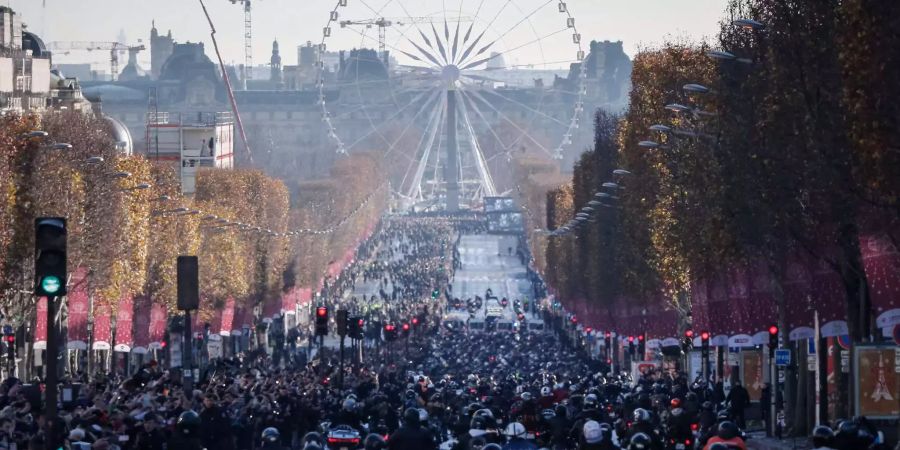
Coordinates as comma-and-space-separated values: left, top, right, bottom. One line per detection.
176, 410, 201, 436
261, 427, 280, 442
628, 432, 652, 450
364, 433, 387, 450
402, 407, 420, 426
632, 408, 650, 423
811, 425, 834, 448
504, 422, 526, 439
717, 421, 740, 440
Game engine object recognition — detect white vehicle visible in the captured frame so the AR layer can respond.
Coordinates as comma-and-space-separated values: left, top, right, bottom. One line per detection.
527, 319, 546, 332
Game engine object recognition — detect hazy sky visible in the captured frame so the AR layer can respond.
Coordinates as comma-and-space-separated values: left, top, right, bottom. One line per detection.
11, 0, 728, 70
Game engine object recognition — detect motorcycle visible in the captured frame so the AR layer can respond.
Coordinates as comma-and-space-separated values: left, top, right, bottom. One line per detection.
327, 425, 362, 450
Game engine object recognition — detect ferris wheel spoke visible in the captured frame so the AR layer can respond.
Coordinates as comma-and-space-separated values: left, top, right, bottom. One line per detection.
404, 93, 446, 198
431, 24, 450, 65
342, 24, 434, 69
383, 89, 444, 160
460, 26, 567, 70
463, 88, 554, 157
473, 87, 568, 127
343, 87, 437, 152
400, 94, 444, 195
457, 95, 498, 195
485, 59, 579, 71
458, 90, 511, 152
407, 37, 444, 68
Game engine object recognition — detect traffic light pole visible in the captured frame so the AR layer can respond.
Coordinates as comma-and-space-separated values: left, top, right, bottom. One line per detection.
45, 296, 60, 450
338, 335, 345, 390
183, 309, 193, 392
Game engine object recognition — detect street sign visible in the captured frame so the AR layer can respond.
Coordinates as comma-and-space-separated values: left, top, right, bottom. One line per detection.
774, 349, 791, 367
807, 354, 817, 371
486, 306, 503, 317
840, 350, 849, 373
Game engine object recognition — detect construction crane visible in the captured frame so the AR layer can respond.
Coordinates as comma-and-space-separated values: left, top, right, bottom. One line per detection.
229, 0, 258, 88
339, 16, 473, 58
46, 41, 146, 81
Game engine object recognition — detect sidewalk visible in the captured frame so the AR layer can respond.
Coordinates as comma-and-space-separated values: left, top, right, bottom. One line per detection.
746, 433, 810, 450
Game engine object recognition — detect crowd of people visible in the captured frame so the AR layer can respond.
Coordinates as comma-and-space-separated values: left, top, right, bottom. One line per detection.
0, 216, 893, 450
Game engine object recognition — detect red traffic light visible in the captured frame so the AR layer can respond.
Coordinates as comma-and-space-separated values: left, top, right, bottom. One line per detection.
384, 324, 395, 332
412, 317, 419, 325
358, 319, 364, 327
4, 336, 13, 343
585, 327, 593, 333
628, 336, 634, 342
685, 329, 694, 338
402, 323, 410, 331
700, 331, 710, 340
605, 332, 611, 338
638, 334, 644, 341
316, 307, 328, 317
570, 316, 578, 324
768, 325, 778, 335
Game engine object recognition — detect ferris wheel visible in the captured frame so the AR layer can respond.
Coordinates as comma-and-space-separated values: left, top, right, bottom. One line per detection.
317, 0, 587, 211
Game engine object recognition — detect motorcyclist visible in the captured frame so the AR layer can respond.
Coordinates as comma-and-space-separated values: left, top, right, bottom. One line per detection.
810, 425, 837, 450
664, 399, 694, 449
388, 407, 438, 450
260, 427, 283, 450
701, 421, 746, 450
580, 420, 619, 450
365, 433, 388, 450
547, 405, 571, 449
166, 411, 204, 450
629, 409, 661, 450
502, 422, 537, 450
628, 432, 654, 450
333, 397, 364, 431
300, 431, 325, 450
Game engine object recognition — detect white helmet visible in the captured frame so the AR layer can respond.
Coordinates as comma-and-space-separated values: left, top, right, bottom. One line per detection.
504, 422, 526, 438
418, 408, 428, 423
541, 386, 552, 397
521, 392, 533, 401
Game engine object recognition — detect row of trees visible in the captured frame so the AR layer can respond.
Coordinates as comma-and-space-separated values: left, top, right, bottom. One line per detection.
516, 1, 899, 430
523, 0, 898, 339
0, 111, 387, 326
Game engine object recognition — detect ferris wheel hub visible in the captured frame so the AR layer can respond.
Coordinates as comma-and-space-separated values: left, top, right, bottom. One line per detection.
441, 64, 461, 84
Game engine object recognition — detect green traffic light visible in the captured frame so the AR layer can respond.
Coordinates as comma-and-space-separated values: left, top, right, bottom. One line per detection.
41, 276, 62, 294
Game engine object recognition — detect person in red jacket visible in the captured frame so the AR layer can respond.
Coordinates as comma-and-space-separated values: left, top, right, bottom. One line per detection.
702, 421, 746, 450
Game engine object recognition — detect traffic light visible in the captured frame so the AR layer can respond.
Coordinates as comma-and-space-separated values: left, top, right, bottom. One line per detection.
315, 306, 328, 336
700, 331, 710, 357
336, 309, 348, 337
401, 322, 410, 338
683, 329, 694, 354
768, 325, 778, 357
627, 336, 635, 356
384, 324, 397, 341
637, 333, 645, 358
605, 331, 612, 349
431, 289, 440, 299
411, 317, 419, 327
4, 333, 14, 362
348, 317, 363, 339
34, 218, 67, 297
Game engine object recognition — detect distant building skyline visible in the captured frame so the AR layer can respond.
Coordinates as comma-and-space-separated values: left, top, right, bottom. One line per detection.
12, 0, 727, 72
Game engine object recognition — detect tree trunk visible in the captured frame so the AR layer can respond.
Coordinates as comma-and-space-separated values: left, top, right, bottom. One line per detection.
837, 221, 869, 419
792, 341, 808, 437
